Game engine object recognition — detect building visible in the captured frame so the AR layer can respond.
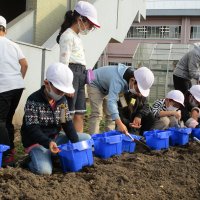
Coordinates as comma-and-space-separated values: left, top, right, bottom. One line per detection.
103, 0, 200, 101
0, 0, 146, 124
104, 0, 200, 67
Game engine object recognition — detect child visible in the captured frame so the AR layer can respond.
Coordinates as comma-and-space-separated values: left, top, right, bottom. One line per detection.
57, 1, 100, 133
0, 16, 28, 167
88, 64, 154, 134
118, 91, 155, 135
21, 62, 90, 175
151, 90, 184, 129
181, 85, 200, 128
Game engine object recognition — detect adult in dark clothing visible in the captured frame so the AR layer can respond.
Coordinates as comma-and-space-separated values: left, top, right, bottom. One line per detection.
118, 91, 155, 135
21, 62, 90, 175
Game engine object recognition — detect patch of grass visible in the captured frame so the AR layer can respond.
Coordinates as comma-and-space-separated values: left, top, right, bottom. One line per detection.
14, 130, 27, 160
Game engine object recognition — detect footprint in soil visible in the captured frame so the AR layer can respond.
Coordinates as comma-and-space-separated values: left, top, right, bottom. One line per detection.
116, 175, 129, 185
79, 173, 95, 183
123, 155, 142, 162
148, 149, 169, 157
95, 156, 120, 165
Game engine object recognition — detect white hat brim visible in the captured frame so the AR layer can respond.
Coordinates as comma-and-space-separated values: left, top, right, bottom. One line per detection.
53, 83, 75, 94
137, 84, 149, 97
87, 16, 100, 28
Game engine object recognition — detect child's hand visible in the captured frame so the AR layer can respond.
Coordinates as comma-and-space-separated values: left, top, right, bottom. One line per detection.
49, 141, 61, 154
191, 107, 200, 120
130, 117, 142, 129
174, 110, 181, 120
118, 123, 128, 134
185, 118, 199, 128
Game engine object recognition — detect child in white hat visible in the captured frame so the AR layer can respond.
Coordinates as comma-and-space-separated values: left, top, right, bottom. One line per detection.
56, 1, 100, 133
87, 64, 154, 135
151, 90, 185, 129
181, 85, 200, 128
21, 62, 91, 175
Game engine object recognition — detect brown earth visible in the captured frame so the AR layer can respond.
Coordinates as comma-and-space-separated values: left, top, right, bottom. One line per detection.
0, 139, 200, 200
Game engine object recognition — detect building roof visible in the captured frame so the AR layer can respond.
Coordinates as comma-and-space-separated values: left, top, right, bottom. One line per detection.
147, 9, 200, 16
147, 0, 200, 16
147, 0, 200, 9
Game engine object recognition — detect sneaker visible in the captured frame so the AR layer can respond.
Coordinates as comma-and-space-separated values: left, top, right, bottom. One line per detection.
2, 149, 15, 167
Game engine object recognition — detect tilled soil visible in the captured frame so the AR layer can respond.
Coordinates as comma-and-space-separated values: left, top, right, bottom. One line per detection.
0, 141, 200, 200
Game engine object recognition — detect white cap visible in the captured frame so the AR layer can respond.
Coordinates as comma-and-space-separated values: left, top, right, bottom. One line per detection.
189, 85, 200, 102
134, 67, 154, 97
46, 62, 75, 93
75, 1, 100, 28
166, 90, 184, 106
0, 16, 6, 28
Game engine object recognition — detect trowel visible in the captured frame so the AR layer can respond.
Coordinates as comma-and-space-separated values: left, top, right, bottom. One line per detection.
126, 132, 151, 152
193, 137, 200, 145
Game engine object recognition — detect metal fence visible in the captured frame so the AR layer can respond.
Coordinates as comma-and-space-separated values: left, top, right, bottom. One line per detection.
132, 43, 194, 102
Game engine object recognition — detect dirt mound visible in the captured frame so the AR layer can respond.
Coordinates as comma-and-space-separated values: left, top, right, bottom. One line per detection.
0, 142, 200, 200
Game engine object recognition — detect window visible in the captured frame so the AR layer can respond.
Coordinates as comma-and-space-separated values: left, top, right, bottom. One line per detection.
127, 25, 181, 39
190, 26, 200, 39
108, 62, 132, 66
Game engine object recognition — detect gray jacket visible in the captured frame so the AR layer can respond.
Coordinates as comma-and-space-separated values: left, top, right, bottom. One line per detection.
173, 45, 200, 81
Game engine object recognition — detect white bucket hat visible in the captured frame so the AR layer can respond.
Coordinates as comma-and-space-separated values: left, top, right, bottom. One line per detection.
46, 62, 75, 94
166, 90, 184, 106
75, 1, 100, 28
134, 67, 154, 97
194, 42, 200, 47
189, 85, 200, 102
0, 16, 6, 28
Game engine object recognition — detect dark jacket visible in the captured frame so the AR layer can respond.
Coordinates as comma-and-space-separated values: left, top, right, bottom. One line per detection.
181, 91, 200, 124
21, 86, 78, 148
118, 92, 152, 127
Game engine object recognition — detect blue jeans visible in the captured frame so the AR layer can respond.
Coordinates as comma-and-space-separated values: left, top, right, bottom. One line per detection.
28, 132, 91, 175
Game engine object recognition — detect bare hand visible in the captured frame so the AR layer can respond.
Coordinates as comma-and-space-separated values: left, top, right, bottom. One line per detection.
118, 123, 128, 134
174, 110, 181, 120
115, 118, 128, 134
191, 108, 200, 121
49, 141, 60, 154
130, 117, 142, 129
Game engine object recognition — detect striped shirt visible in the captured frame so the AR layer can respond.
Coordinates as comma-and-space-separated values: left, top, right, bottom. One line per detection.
151, 99, 167, 118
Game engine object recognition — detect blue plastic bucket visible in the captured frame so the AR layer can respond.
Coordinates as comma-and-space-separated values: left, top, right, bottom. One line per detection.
92, 130, 123, 159
58, 139, 94, 172
122, 134, 141, 153
0, 145, 10, 168
143, 130, 170, 150
167, 127, 192, 146
191, 128, 200, 140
